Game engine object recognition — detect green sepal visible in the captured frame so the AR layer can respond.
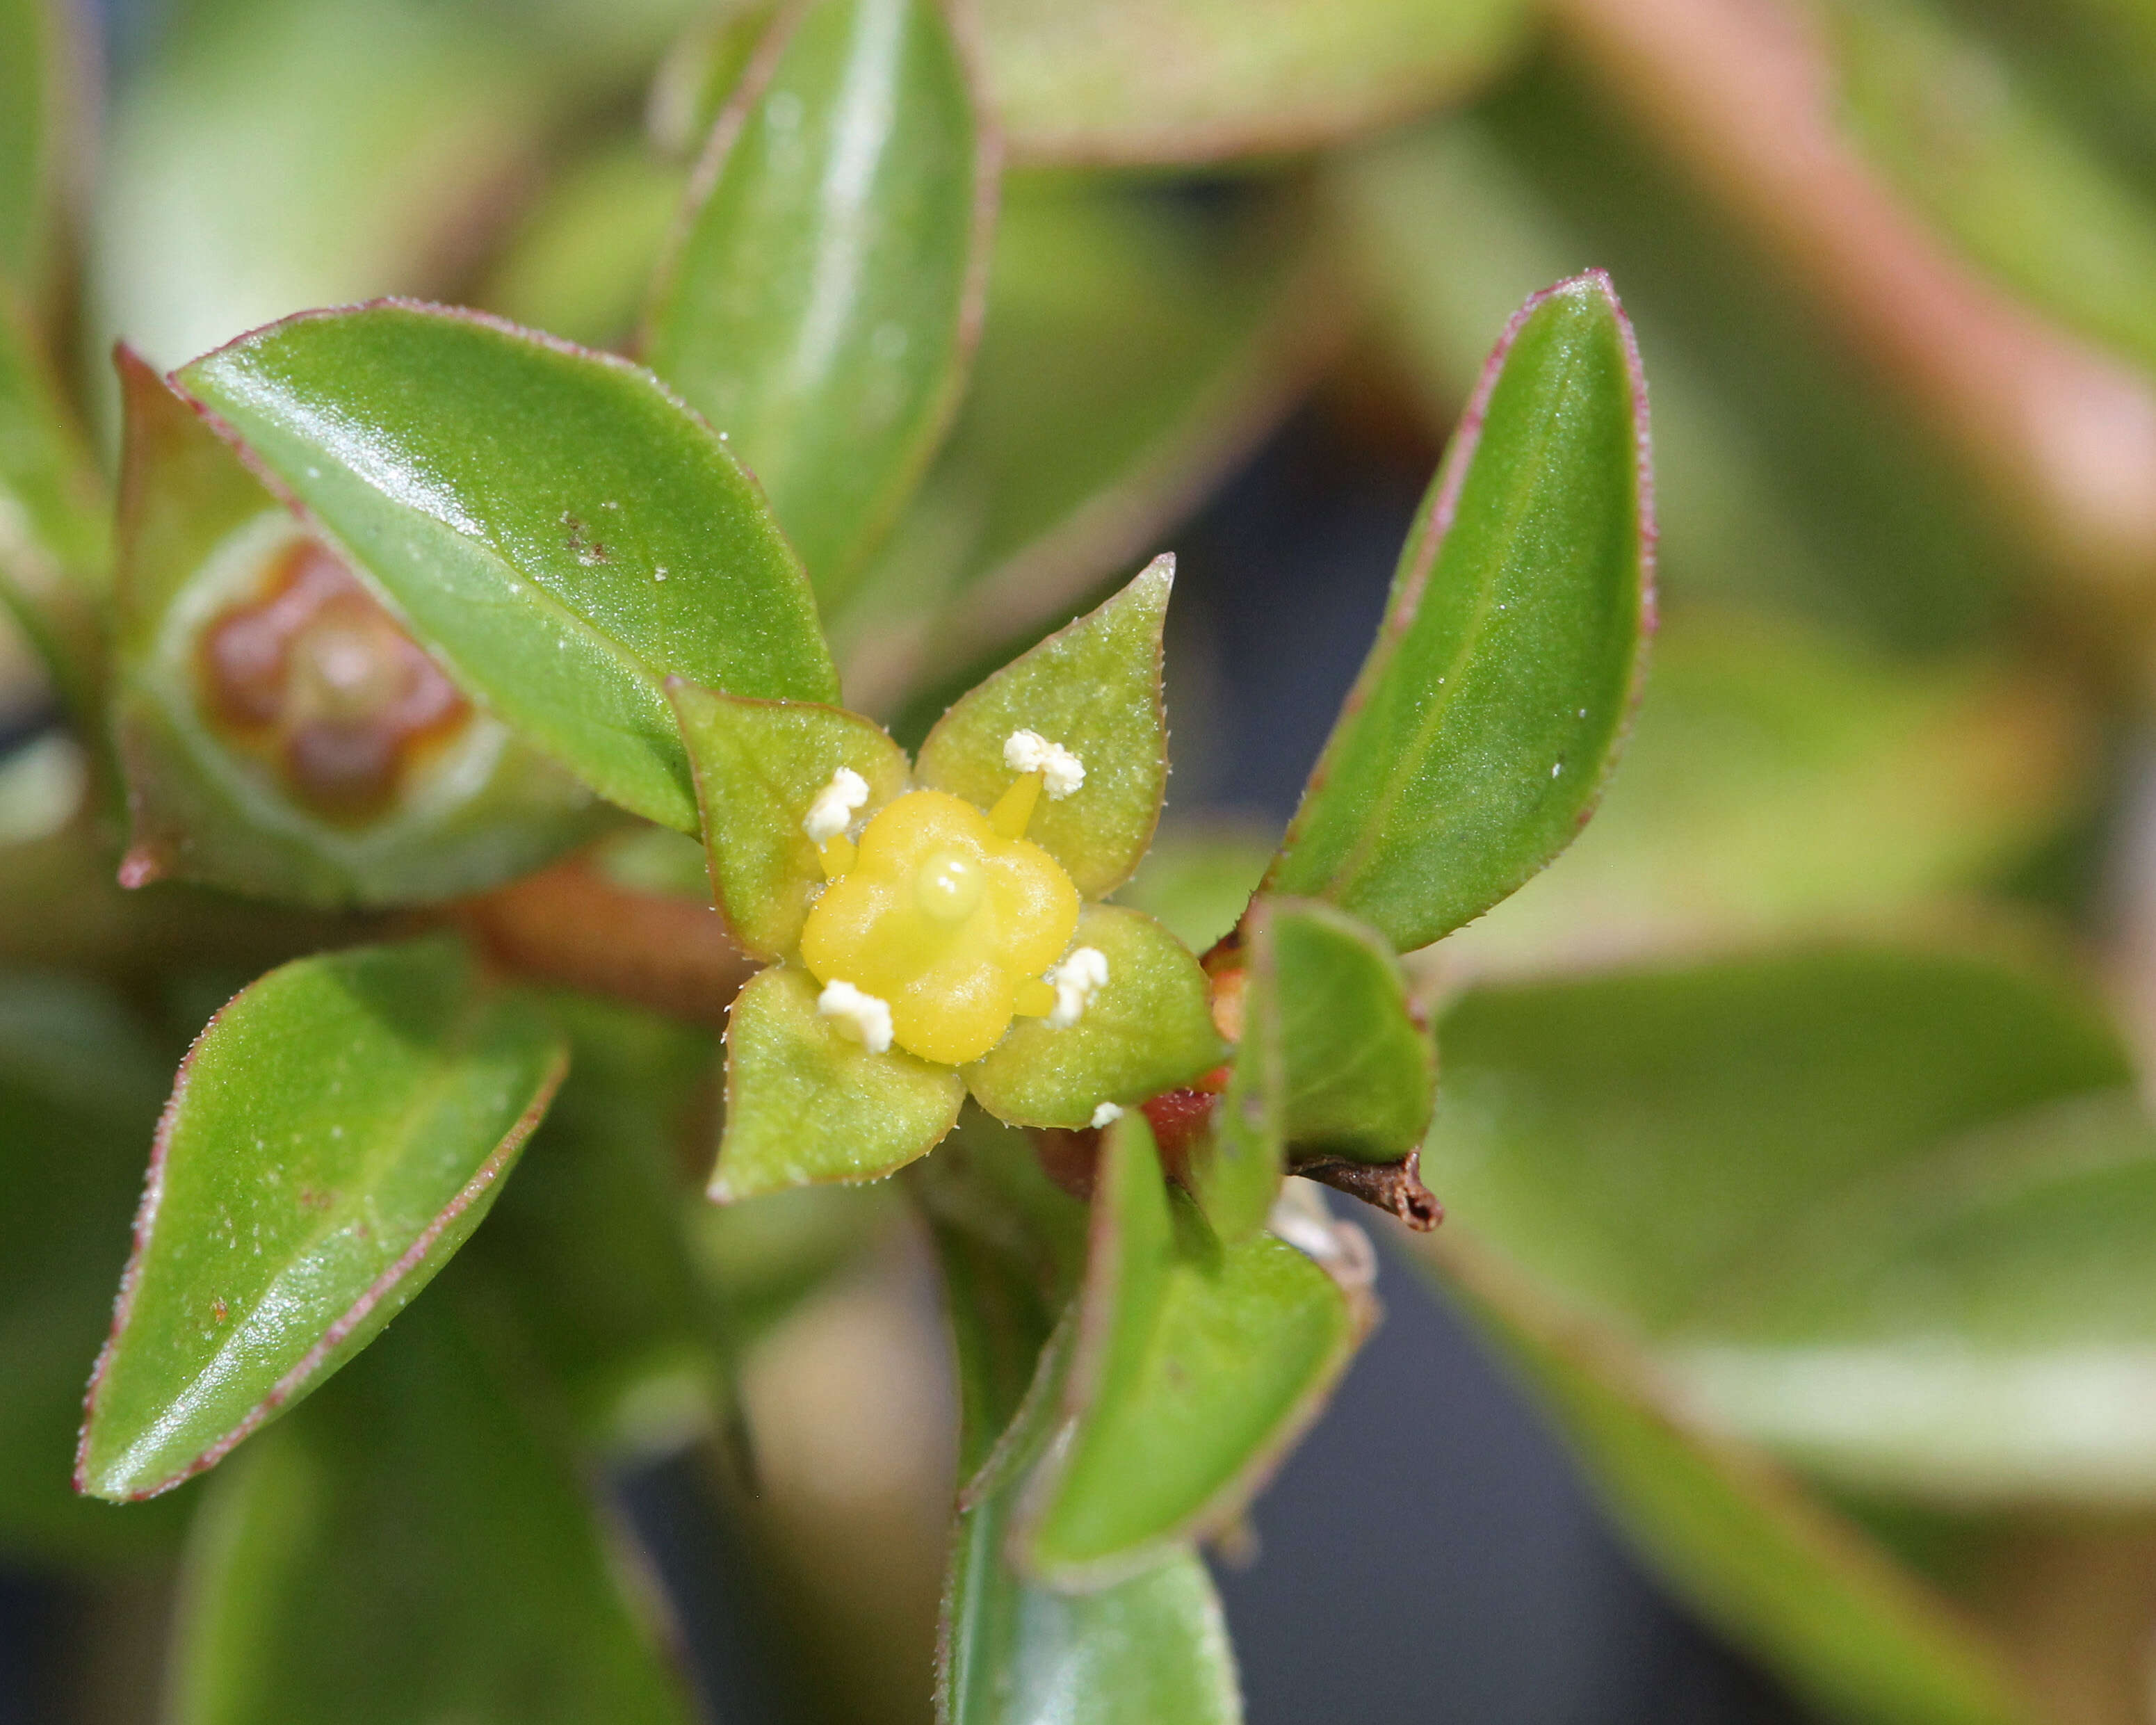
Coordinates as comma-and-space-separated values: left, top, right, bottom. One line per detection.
166, 1287, 694, 1725
711, 962, 964, 1200
76, 935, 567, 1502
667, 680, 911, 959
172, 301, 838, 832
645, 0, 994, 598
1267, 273, 1653, 953
965, 905, 1224, 1130
916, 555, 1171, 898
111, 348, 615, 909
1017, 1112, 1361, 1587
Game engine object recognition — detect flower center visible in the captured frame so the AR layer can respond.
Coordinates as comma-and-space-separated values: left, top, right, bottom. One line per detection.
798, 786, 1080, 1066
914, 846, 985, 923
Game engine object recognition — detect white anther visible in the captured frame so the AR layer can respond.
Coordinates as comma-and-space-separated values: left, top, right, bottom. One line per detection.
1089, 1101, 1124, 1130
802, 767, 869, 843
1046, 946, 1110, 1029
817, 980, 892, 1053
1003, 729, 1085, 800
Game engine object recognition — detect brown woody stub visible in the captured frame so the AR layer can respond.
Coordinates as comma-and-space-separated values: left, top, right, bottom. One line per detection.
197, 538, 469, 821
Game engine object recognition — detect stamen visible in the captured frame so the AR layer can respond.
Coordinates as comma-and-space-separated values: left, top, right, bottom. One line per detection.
816, 979, 893, 1053
1013, 977, 1057, 1017
989, 771, 1041, 839
802, 767, 869, 843
1089, 1101, 1124, 1129
1046, 946, 1110, 1029
1004, 729, 1085, 800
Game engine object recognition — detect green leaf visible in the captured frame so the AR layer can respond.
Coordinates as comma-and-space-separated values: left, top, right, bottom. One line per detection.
470, 995, 716, 1436
919, 1117, 1242, 1725
168, 1288, 692, 1725
965, 905, 1224, 1130
975, 0, 1527, 165
1830, 0, 2156, 377
1667, 1087, 2156, 1505
173, 301, 838, 832
1019, 1112, 1359, 1585
917, 556, 1171, 897
1425, 1236, 2031, 1725
0, 973, 193, 1564
943, 1329, 1242, 1725
712, 962, 964, 1199
1422, 944, 2130, 1335
668, 681, 911, 957
0, 289, 106, 720
1267, 273, 1653, 953
77, 935, 567, 1501
111, 349, 616, 909
645, 0, 994, 597
838, 175, 1331, 712
1267, 898, 1434, 1159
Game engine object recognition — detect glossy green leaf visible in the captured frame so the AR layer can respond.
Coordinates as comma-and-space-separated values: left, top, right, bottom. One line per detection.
836, 175, 1333, 713
174, 302, 838, 832
966, 905, 1224, 1131
471, 995, 716, 1435
168, 1288, 692, 1725
0, 973, 193, 1563
975, 0, 1527, 165
645, 0, 994, 595
713, 962, 964, 1200
111, 349, 615, 908
1831, 0, 2156, 375
669, 681, 911, 957
78, 935, 568, 1501
1425, 1236, 2031, 1725
1268, 273, 1653, 953
0, 289, 106, 719
920, 1116, 1242, 1725
1020, 1112, 1359, 1585
918, 556, 1171, 898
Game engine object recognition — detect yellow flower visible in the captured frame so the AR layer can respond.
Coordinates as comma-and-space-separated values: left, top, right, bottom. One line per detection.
799, 786, 1080, 1065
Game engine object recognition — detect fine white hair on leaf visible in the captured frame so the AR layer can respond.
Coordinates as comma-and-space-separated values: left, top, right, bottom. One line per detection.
1089, 1101, 1124, 1129
1003, 729, 1085, 800
816, 979, 892, 1053
1046, 946, 1110, 1029
802, 766, 870, 843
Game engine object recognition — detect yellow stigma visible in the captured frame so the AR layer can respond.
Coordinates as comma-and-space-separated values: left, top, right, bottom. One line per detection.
798, 788, 1079, 1065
